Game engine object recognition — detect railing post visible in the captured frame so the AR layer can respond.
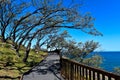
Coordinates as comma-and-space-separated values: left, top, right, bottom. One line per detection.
80, 66, 82, 80
70, 62, 74, 80
115, 77, 120, 80
59, 50, 63, 78
61, 57, 120, 80
85, 68, 88, 80
89, 70, 91, 80
97, 72, 100, 80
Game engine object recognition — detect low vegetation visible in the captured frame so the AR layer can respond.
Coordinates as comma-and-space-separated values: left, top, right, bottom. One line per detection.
114, 67, 120, 75
0, 40, 47, 80
0, 0, 104, 79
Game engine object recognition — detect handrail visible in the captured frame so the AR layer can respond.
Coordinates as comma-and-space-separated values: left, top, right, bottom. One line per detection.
61, 57, 120, 80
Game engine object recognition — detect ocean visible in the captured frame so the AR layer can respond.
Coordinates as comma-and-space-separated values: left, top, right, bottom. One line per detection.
63, 51, 120, 72
98, 51, 120, 72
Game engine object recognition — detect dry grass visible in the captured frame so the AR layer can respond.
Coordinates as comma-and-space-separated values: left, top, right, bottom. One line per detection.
0, 41, 47, 79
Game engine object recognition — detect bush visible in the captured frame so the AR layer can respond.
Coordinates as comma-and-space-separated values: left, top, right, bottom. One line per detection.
0, 55, 14, 66
26, 61, 37, 67
5, 57, 14, 66
4, 44, 11, 48
114, 67, 120, 75
0, 43, 2, 47
82, 55, 103, 68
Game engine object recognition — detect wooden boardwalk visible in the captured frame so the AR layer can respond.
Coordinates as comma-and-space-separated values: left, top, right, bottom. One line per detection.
23, 54, 64, 80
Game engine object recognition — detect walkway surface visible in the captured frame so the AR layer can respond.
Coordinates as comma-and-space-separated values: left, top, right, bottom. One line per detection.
23, 54, 64, 80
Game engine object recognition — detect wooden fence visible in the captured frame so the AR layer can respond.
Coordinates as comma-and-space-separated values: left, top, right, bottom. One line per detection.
61, 57, 120, 80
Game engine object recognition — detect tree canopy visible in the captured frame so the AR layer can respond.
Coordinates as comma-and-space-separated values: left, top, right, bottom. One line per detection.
0, 0, 102, 62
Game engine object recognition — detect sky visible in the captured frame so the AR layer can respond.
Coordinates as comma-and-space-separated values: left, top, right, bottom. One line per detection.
67, 0, 120, 51
16, 0, 120, 51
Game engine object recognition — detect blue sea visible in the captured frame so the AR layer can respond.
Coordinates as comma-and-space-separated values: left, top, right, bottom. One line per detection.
64, 51, 120, 72
97, 51, 120, 72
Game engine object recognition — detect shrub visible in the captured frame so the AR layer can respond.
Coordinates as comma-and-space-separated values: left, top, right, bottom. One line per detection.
82, 55, 103, 68
26, 61, 37, 67
4, 44, 11, 48
114, 67, 120, 75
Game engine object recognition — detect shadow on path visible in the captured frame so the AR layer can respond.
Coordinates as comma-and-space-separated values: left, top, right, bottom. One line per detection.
0, 76, 21, 80
23, 54, 63, 80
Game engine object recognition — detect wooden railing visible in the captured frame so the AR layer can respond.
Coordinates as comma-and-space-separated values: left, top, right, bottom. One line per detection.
61, 57, 120, 80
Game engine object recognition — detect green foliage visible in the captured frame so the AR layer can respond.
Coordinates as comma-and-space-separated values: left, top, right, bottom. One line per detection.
47, 30, 102, 67
0, 41, 47, 78
63, 40, 99, 59
0, 0, 103, 79
47, 30, 71, 50
60, 40, 102, 68
114, 67, 120, 75
4, 44, 11, 48
82, 54, 103, 68
26, 61, 37, 67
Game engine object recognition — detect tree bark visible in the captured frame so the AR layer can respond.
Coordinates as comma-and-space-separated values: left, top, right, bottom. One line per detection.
1, 30, 6, 42
23, 48, 30, 62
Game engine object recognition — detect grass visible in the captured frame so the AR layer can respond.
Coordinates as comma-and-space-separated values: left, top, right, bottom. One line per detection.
0, 40, 47, 80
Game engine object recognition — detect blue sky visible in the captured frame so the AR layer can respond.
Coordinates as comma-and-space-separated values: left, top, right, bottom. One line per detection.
67, 0, 120, 51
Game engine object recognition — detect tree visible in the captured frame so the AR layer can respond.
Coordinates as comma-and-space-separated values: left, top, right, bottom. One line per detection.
82, 54, 102, 68
20, 0, 102, 62
46, 30, 70, 51
62, 40, 99, 60
0, 0, 31, 42
0, 0, 38, 57
47, 32, 102, 67
0, 0, 102, 62
63, 40, 102, 67
114, 67, 120, 75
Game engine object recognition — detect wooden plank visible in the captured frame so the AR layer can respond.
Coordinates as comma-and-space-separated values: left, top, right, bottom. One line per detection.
70, 62, 74, 80
80, 66, 82, 80
102, 74, 105, 80
68, 62, 70, 80
74, 64, 76, 80
61, 57, 120, 79
108, 76, 111, 80
82, 67, 84, 79
77, 66, 79, 80
85, 68, 88, 80
89, 70, 91, 80
65, 61, 67, 79
93, 71, 95, 80
97, 72, 100, 80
